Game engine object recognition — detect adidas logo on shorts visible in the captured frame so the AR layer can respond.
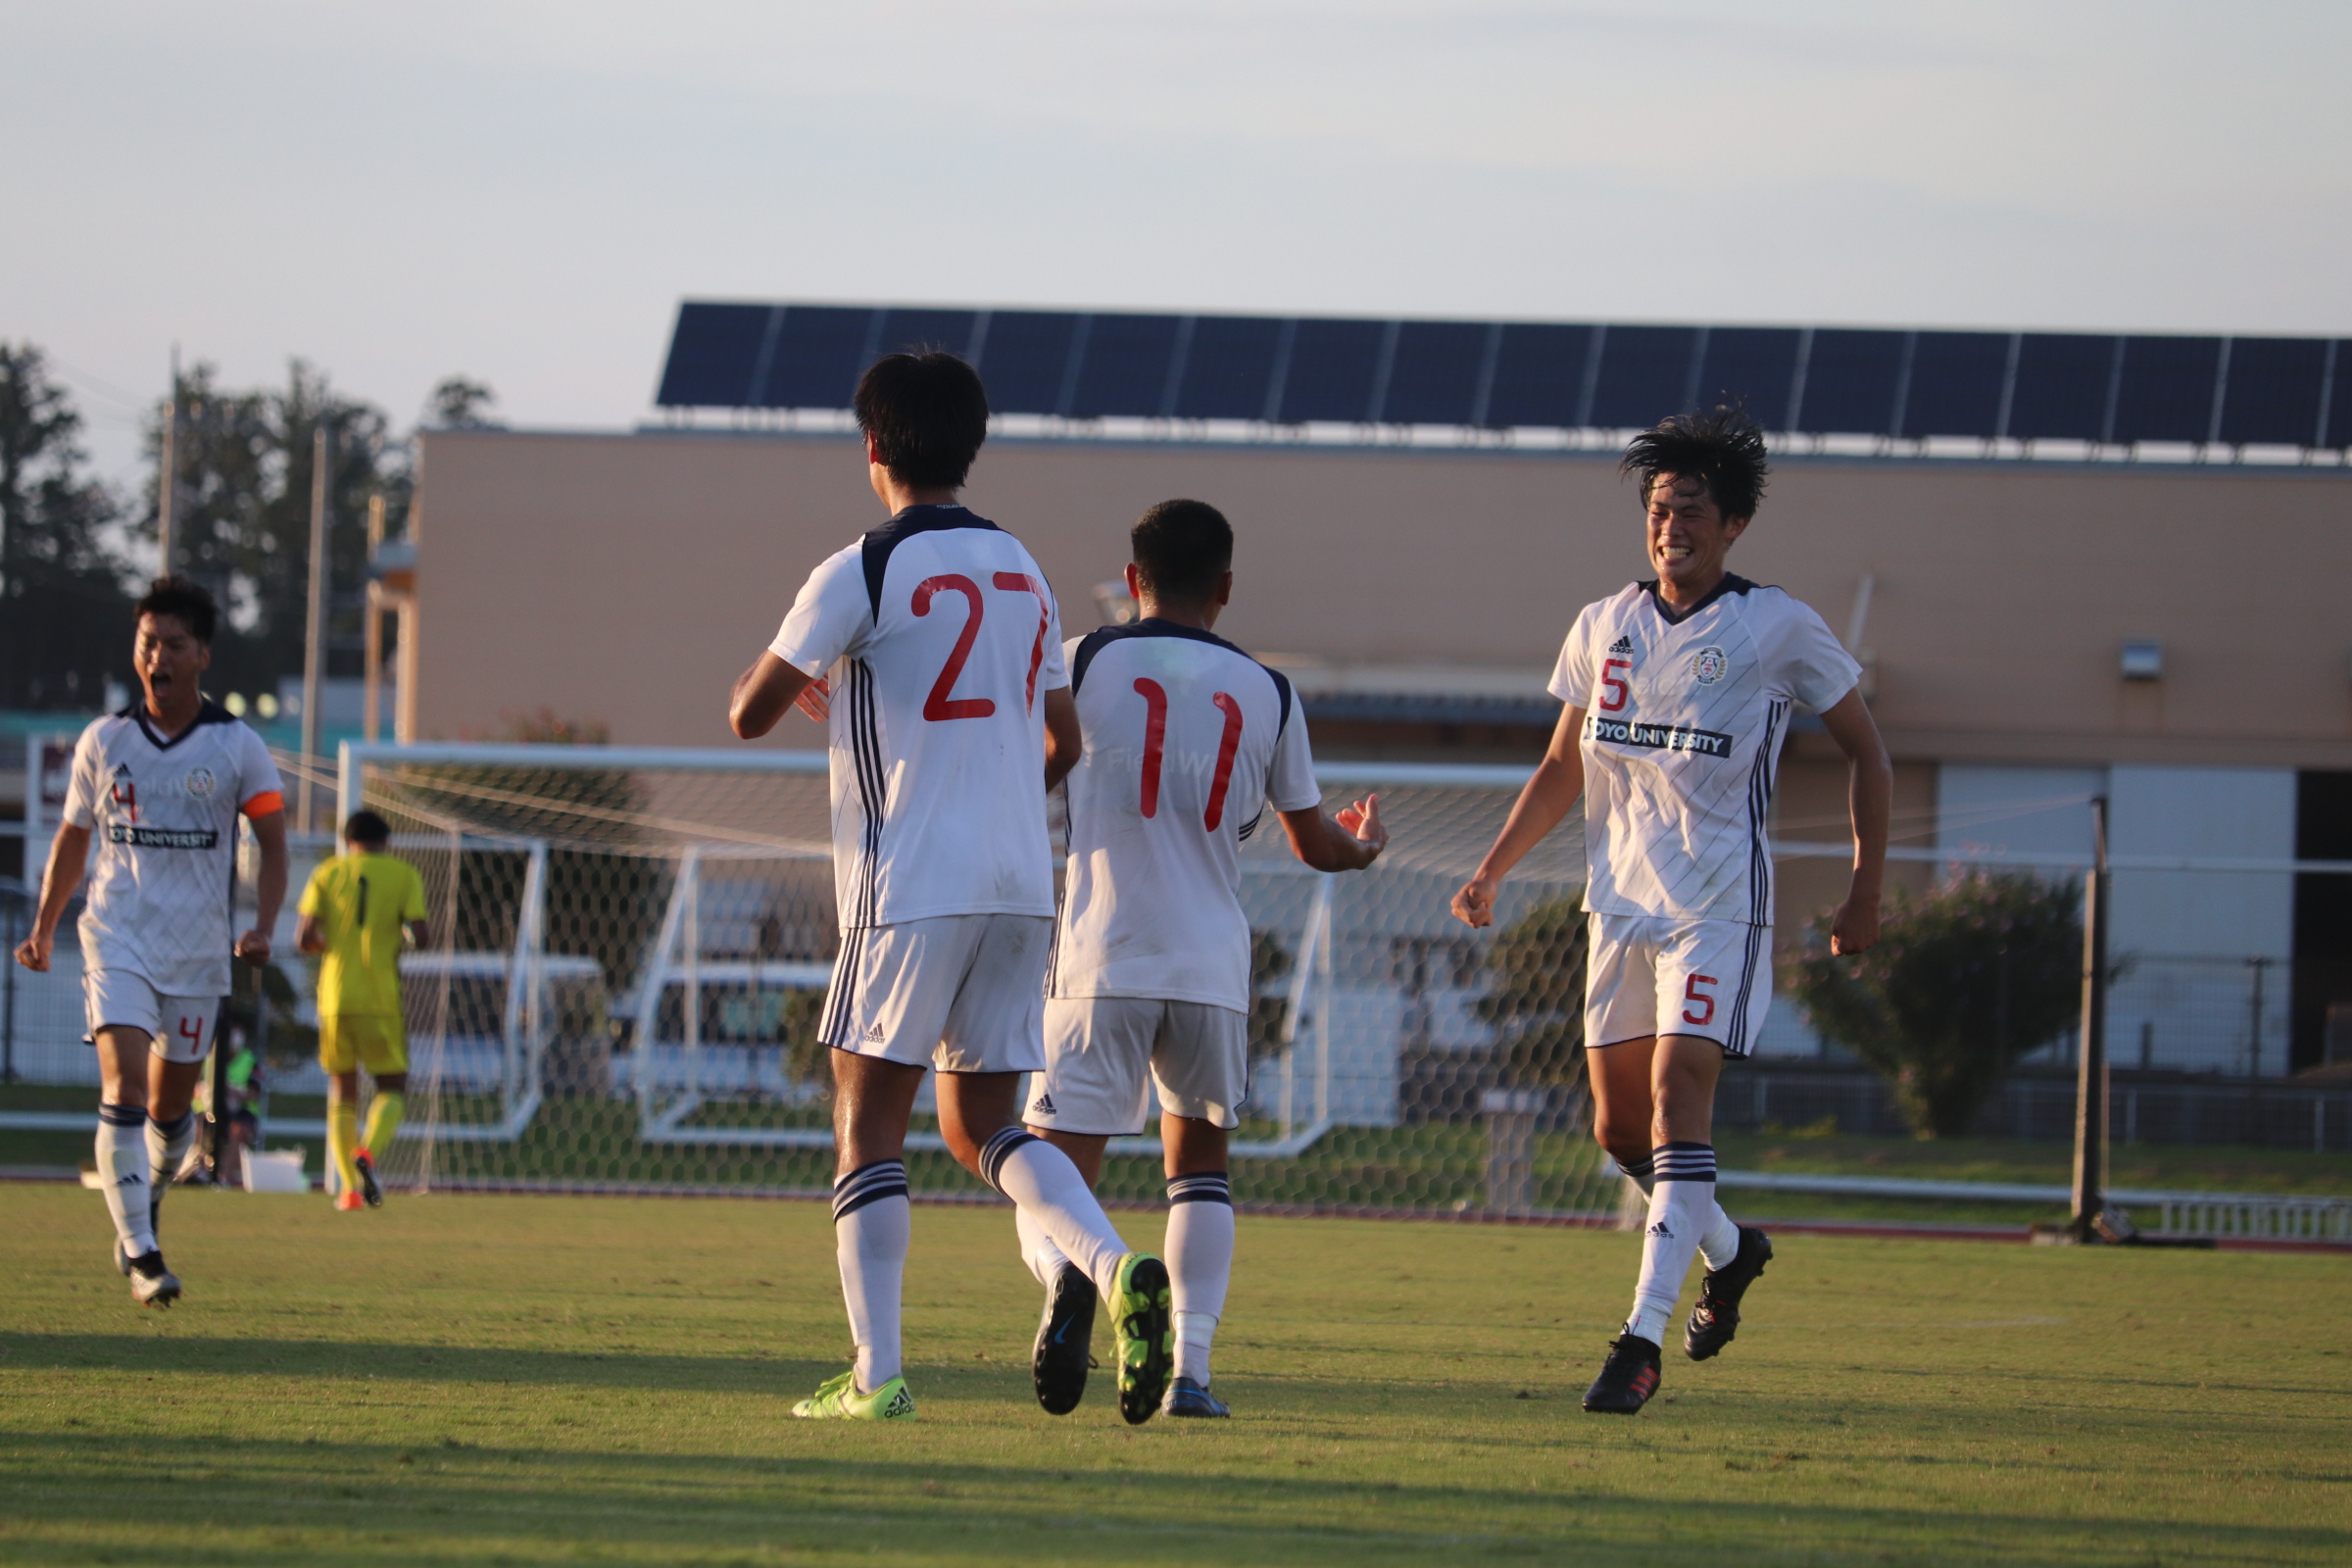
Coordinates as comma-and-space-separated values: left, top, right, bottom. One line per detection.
862, 1023, 886, 1043
1030, 1093, 1056, 1116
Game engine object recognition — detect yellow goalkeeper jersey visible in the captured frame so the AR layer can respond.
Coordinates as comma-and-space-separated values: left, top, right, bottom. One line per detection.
299, 851, 426, 1018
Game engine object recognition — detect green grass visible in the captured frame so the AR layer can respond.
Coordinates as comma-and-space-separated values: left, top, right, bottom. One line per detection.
2, 1187, 2348, 1566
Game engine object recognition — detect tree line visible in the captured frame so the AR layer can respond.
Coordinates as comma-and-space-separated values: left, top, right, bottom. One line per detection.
0, 342, 496, 711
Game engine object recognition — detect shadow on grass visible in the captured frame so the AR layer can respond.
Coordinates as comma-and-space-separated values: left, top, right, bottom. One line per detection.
0, 1333, 837, 1396
1, 1429, 2347, 1568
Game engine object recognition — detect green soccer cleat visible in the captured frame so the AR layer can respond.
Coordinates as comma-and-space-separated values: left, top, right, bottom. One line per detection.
791, 1369, 915, 1421
1107, 1252, 1174, 1426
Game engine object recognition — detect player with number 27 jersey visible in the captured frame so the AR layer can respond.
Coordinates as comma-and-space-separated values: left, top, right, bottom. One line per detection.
769, 504, 1067, 933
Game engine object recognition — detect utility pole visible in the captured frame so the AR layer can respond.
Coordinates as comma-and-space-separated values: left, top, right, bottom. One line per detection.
299, 423, 331, 833
157, 346, 179, 577
363, 494, 385, 743
2069, 796, 2111, 1240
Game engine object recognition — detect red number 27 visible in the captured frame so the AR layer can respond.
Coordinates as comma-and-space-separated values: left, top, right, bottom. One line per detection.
913, 572, 1051, 721
1133, 680, 1246, 830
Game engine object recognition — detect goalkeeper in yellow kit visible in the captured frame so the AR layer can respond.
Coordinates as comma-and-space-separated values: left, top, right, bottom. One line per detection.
296, 811, 428, 1210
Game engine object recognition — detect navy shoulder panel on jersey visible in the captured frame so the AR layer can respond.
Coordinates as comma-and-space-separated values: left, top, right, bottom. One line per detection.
859, 504, 1004, 620
1637, 573, 1760, 627
1068, 618, 1290, 732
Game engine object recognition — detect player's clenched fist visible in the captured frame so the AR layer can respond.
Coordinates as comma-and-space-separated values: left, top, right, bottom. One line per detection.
1450, 875, 1497, 929
14, 930, 52, 971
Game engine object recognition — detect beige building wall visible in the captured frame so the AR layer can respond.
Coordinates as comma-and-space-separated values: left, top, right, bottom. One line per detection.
411, 427, 2352, 768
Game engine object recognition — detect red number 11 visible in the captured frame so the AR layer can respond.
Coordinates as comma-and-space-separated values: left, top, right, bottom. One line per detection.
1131, 680, 1245, 830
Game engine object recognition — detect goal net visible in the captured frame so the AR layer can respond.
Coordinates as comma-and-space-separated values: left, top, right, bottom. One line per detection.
329, 743, 1625, 1219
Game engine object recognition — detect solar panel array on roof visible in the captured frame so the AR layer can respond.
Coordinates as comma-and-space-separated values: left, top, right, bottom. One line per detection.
656, 302, 2350, 453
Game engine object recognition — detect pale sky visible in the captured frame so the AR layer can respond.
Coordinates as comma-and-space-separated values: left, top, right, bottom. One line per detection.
8, 1, 2348, 482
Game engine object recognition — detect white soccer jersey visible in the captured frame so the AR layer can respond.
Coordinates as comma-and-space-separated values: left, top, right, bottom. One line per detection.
1550, 576, 1860, 926
64, 702, 286, 997
769, 504, 1070, 929
1049, 619, 1321, 1012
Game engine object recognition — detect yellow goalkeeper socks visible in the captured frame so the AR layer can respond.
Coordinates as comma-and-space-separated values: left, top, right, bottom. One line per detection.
362, 1091, 405, 1156
328, 1102, 361, 1197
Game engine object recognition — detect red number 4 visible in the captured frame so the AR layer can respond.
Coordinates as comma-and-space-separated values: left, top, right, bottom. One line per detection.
178, 1014, 206, 1053
1682, 973, 1717, 1027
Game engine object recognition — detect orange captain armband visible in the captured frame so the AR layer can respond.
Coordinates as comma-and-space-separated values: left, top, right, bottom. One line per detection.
240, 790, 285, 818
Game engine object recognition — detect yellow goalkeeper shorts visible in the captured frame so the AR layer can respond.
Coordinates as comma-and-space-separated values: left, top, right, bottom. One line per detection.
318, 1014, 409, 1076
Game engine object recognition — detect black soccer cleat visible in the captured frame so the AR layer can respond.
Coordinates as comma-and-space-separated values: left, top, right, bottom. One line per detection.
354, 1148, 384, 1208
1583, 1334, 1662, 1414
1162, 1375, 1230, 1418
1684, 1226, 1773, 1361
126, 1250, 181, 1307
1032, 1260, 1098, 1415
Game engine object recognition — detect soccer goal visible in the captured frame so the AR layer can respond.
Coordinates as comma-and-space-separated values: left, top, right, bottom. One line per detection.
332, 741, 1621, 1215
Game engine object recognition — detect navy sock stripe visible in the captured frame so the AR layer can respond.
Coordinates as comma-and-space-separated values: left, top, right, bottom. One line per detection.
1618, 1153, 1656, 1180
98, 1103, 144, 1128
977, 1126, 1038, 1193
148, 1110, 194, 1137
1166, 1172, 1232, 1205
1650, 1141, 1718, 1183
831, 1158, 907, 1220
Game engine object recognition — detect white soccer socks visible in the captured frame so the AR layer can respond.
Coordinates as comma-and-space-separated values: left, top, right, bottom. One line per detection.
96, 1104, 156, 1256
1015, 1204, 1073, 1289
1164, 1172, 1233, 1386
978, 1127, 1129, 1300
831, 1159, 911, 1395
146, 1109, 195, 1213
1625, 1142, 1731, 1346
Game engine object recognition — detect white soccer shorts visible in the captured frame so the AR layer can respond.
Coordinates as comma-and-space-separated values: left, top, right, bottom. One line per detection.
1031, 997, 1250, 1135
1584, 911, 1771, 1059
819, 913, 1052, 1074
82, 970, 220, 1063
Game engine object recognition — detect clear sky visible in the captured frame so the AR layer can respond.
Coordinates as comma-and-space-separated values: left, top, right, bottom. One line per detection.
8, 1, 2348, 481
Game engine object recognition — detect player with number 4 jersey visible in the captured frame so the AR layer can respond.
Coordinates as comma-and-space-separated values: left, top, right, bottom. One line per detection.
1022, 500, 1388, 1420
1453, 410, 1890, 1416
730, 352, 1175, 1425
14, 577, 289, 1307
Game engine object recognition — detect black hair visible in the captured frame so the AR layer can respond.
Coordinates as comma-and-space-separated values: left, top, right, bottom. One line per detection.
1620, 406, 1770, 522
134, 575, 219, 644
1130, 499, 1234, 607
344, 810, 391, 847
853, 352, 989, 490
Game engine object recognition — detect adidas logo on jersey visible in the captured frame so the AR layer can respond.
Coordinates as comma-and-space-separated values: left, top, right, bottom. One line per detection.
1608, 635, 1634, 655
1030, 1093, 1057, 1116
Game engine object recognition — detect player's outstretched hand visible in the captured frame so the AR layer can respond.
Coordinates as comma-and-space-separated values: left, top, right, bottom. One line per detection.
1450, 875, 1497, 930
1335, 793, 1387, 854
13, 930, 51, 971
234, 929, 272, 965
794, 677, 832, 723
1828, 897, 1880, 956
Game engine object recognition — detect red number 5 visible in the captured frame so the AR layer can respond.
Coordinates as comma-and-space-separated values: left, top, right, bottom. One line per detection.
1682, 973, 1717, 1027
1599, 658, 1631, 712
913, 575, 995, 721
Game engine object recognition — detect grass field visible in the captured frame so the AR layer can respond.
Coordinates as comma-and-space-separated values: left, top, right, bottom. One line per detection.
3, 1186, 2349, 1566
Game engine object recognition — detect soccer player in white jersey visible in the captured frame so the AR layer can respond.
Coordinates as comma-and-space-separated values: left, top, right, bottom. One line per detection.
1451, 410, 1890, 1414
14, 577, 289, 1306
729, 352, 1174, 1424
1022, 501, 1388, 1419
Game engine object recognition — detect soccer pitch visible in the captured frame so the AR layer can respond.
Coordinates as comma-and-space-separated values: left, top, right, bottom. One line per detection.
2, 1188, 2346, 1566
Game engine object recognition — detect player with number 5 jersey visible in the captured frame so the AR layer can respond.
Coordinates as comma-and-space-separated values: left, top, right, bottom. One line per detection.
1022, 499, 1388, 1420
730, 352, 1177, 1426
1452, 410, 1890, 1417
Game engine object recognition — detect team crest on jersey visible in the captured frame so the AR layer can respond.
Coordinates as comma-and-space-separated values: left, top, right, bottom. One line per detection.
183, 766, 217, 799
1690, 646, 1729, 684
